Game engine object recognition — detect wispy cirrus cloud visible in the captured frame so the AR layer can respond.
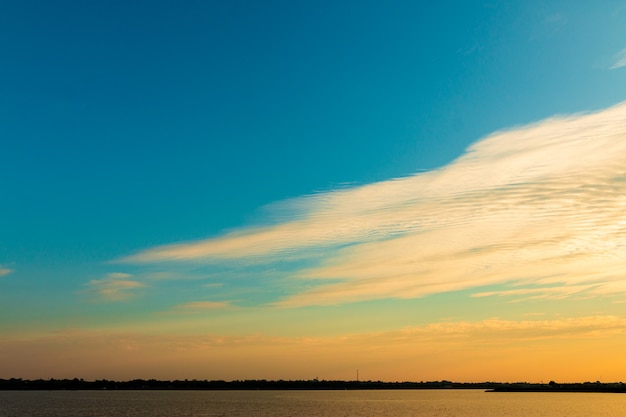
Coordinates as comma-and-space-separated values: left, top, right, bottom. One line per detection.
0, 266, 13, 277
122, 102, 626, 307
472, 284, 599, 301
86, 272, 144, 302
610, 48, 626, 69
397, 315, 626, 341
473, 280, 626, 302
174, 301, 230, 311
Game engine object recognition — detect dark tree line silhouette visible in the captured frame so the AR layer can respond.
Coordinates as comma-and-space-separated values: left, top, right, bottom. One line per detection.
1, 378, 625, 392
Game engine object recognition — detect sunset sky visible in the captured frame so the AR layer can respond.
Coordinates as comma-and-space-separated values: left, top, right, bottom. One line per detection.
2, 0, 626, 383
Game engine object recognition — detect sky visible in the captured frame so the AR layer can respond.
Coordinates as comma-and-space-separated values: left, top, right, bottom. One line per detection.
2, 0, 626, 383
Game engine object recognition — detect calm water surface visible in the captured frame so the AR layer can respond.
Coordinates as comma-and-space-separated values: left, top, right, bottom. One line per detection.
1, 390, 625, 417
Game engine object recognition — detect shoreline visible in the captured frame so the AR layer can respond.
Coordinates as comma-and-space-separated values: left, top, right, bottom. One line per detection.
2, 379, 625, 392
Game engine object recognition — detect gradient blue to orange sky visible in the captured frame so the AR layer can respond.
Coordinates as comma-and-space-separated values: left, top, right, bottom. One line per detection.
2, 0, 626, 382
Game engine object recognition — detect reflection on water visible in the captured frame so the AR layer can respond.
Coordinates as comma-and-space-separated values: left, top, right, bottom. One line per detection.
2, 389, 626, 417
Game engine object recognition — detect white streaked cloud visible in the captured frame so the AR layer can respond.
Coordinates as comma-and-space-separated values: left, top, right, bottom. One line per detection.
175, 301, 230, 310
107, 272, 133, 279
86, 272, 144, 302
472, 280, 626, 302
610, 48, 626, 69
472, 284, 598, 301
397, 315, 626, 341
123, 102, 626, 307
0, 266, 13, 277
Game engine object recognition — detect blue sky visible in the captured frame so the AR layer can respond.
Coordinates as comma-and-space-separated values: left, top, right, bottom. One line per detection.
2, 1, 626, 381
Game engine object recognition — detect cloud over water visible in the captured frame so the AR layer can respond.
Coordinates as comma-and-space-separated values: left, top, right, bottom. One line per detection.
123, 103, 626, 307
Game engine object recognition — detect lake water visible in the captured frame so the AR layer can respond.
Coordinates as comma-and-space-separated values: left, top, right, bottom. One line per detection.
1, 389, 626, 417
